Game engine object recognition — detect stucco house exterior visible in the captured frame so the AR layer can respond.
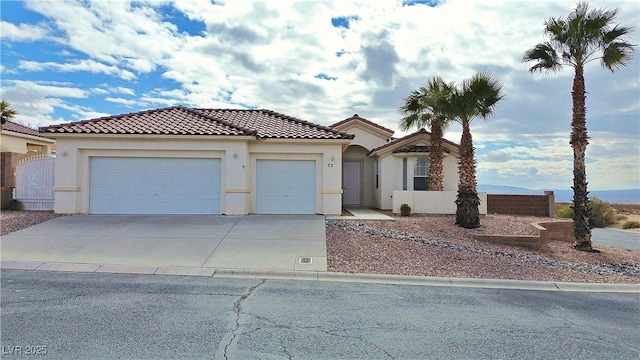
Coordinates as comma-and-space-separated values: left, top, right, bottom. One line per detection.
331, 114, 486, 214
40, 106, 353, 215
40, 107, 486, 215
1, 120, 55, 155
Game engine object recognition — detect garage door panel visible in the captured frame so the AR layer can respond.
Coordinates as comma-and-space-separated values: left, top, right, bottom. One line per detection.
90, 157, 221, 214
256, 160, 316, 214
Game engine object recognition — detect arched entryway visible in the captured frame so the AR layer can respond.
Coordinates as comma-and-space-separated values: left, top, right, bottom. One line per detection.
342, 145, 374, 207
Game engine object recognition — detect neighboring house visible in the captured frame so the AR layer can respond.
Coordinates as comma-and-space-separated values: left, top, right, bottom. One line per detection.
1, 120, 56, 189
330, 114, 484, 215
40, 106, 353, 215
1, 120, 55, 155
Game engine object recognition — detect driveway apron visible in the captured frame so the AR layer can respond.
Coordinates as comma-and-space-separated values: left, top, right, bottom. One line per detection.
0, 215, 327, 272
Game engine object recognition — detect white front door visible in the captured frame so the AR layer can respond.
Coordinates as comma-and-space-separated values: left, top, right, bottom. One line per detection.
343, 161, 360, 205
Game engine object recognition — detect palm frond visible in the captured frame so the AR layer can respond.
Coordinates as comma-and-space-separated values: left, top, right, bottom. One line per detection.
602, 41, 635, 71
523, 42, 562, 73
398, 76, 454, 132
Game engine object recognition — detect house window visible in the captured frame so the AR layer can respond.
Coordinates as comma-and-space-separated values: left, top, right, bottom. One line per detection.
402, 158, 407, 190
375, 159, 379, 189
414, 157, 429, 191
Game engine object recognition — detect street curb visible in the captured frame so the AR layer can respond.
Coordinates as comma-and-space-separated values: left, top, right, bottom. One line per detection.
2, 262, 638, 293
210, 268, 639, 293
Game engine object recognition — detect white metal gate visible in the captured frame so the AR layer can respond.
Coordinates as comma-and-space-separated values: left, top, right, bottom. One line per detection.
15, 156, 54, 211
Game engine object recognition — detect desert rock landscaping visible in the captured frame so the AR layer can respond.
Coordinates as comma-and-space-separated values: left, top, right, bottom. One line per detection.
327, 213, 640, 284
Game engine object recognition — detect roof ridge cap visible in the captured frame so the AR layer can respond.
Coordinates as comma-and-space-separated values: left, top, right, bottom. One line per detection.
257, 108, 354, 139
369, 128, 459, 154
186, 108, 257, 136
329, 114, 395, 134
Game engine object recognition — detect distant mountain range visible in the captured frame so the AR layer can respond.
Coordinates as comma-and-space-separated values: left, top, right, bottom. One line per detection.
477, 184, 640, 205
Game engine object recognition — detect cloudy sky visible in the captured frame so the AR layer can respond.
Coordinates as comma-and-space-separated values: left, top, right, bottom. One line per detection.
1, 0, 638, 191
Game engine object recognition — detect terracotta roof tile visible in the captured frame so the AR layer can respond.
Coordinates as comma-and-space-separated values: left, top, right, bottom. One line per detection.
392, 145, 451, 154
370, 128, 459, 155
39, 106, 354, 140
193, 108, 353, 139
329, 114, 395, 135
2, 120, 42, 137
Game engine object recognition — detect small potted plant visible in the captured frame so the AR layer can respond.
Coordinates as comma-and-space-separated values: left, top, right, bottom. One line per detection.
400, 203, 411, 216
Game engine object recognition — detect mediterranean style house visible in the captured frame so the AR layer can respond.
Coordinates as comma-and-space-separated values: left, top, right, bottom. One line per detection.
40, 106, 486, 215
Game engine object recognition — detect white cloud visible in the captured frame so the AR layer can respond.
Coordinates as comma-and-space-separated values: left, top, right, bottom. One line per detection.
0, 21, 48, 41
104, 97, 140, 107
18, 60, 137, 80
1, 0, 638, 190
0, 80, 88, 127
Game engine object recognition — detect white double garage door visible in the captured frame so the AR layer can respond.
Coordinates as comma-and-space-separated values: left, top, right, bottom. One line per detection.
89, 157, 316, 215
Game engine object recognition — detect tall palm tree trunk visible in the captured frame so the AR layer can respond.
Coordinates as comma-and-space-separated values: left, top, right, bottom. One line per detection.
455, 122, 480, 228
428, 121, 445, 191
570, 65, 593, 251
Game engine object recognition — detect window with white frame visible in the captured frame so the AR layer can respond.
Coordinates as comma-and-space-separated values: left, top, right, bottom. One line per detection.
413, 157, 429, 191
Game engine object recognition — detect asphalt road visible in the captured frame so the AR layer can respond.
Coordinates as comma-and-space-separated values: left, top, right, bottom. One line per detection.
1, 270, 638, 360
592, 228, 640, 251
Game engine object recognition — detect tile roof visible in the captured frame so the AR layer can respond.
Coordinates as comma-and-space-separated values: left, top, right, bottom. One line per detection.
370, 128, 459, 155
40, 106, 354, 140
392, 145, 451, 154
2, 120, 42, 137
329, 114, 395, 135
193, 108, 354, 139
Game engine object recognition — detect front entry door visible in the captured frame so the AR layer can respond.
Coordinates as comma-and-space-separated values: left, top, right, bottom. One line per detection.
343, 161, 361, 205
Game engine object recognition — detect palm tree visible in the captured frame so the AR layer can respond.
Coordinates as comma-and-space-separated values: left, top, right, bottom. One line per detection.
449, 72, 504, 228
523, 2, 635, 251
398, 77, 454, 191
1, 99, 18, 125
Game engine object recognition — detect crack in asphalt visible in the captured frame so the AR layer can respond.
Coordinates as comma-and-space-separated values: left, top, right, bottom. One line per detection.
223, 279, 265, 360
282, 344, 293, 360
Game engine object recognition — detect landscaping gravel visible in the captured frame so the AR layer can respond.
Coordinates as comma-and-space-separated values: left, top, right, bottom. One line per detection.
1, 211, 63, 236
327, 214, 640, 284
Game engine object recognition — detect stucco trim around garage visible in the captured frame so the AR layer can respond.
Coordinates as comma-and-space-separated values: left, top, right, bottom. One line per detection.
53, 186, 81, 192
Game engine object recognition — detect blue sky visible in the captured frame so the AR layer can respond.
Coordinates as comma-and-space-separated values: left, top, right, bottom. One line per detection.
1, 0, 638, 190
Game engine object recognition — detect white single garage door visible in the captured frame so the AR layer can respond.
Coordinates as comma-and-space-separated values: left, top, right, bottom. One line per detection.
256, 160, 316, 214
90, 157, 221, 214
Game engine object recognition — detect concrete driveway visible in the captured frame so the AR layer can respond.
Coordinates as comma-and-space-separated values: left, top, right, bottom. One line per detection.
0, 215, 327, 275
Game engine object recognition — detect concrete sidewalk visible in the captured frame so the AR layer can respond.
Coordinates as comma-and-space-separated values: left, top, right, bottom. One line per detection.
0, 214, 327, 273
326, 207, 395, 221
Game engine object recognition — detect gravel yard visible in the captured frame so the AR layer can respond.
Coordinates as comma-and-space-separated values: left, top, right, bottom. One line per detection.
3, 211, 638, 284
1, 211, 64, 236
327, 213, 640, 284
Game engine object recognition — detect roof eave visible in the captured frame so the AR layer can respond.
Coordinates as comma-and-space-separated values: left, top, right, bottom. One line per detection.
332, 119, 395, 138
2, 130, 56, 143
39, 133, 257, 141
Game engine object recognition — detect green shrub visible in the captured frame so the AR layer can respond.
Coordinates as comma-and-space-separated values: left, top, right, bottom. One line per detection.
588, 196, 617, 228
556, 205, 573, 218
622, 221, 640, 229
616, 214, 628, 221
555, 196, 617, 228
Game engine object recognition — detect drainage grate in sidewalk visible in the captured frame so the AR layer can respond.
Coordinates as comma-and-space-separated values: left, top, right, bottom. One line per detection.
298, 257, 313, 264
